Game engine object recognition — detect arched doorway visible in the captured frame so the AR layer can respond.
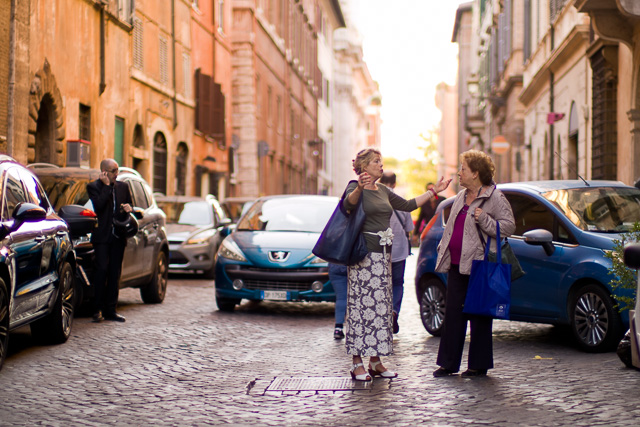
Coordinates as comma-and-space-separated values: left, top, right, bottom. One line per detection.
153, 132, 167, 194
28, 59, 65, 165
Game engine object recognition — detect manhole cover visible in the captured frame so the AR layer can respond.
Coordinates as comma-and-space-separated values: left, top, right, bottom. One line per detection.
266, 376, 373, 392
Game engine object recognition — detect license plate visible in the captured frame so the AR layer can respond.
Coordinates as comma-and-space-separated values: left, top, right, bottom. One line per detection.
262, 290, 288, 301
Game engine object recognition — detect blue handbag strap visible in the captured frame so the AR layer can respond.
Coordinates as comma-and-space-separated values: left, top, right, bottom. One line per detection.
340, 180, 362, 215
483, 221, 502, 262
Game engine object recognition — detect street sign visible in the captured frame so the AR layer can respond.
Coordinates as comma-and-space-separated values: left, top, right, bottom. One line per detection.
491, 135, 510, 155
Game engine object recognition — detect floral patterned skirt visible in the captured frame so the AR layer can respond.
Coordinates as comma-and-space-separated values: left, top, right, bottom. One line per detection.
345, 251, 393, 357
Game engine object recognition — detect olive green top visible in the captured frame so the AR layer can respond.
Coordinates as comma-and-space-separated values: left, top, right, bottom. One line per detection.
344, 181, 418, 253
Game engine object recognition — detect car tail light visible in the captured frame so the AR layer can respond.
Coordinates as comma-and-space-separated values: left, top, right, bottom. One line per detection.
420, 214, 439, 242
80, 209, 97, 218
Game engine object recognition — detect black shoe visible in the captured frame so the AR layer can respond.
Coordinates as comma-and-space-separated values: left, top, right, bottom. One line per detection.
392, 311, 399, 334
433, 367, 457, 377
461, 369, 487, 378
104, 313, 126, 322
333, 327, 345, 340
92, 311, 104, 323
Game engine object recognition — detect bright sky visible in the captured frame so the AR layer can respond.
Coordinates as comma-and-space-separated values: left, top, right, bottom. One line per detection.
350, 0, 470, 160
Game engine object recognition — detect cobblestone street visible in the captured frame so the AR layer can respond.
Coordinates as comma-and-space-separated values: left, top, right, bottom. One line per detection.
1, 253, 640, 426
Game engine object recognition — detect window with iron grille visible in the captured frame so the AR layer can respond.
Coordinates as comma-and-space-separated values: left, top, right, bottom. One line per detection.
133, 18, 143, 70
549, 0, 567, 23
175, 143, 188, 195
79, 104, 91, 141
591, 48, 617, 180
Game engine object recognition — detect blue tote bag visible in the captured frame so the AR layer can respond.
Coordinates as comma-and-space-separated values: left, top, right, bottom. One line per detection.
463, 222, 511, 319
312, 181, 368, 266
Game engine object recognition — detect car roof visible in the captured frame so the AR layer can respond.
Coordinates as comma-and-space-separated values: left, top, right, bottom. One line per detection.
156, 195, 213, 203
221, 196, 256, 204
30, 166, 100, 179
497, 180, 632, 193
252, 194, 338, 202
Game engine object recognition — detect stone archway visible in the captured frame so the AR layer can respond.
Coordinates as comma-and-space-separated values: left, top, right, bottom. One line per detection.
28, 59, 65, 165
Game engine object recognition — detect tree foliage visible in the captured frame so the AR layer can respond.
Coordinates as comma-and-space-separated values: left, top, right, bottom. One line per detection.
605, 222, 640, 311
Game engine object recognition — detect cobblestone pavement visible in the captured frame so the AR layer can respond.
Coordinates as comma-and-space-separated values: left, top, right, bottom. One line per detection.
1, 252, 640, 426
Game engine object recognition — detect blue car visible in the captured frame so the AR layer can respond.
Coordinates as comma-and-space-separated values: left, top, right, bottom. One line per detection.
214, 195, 337, 311
415, 180, 640, 352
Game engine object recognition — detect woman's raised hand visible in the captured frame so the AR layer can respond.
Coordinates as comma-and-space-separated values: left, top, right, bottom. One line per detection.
434, 176, 452, 193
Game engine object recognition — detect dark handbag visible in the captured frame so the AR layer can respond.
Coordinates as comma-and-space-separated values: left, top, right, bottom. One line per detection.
487, 240, 525, 281
474, 194, 525, 282
312, 181, 368, 266
464, 222, 511, 319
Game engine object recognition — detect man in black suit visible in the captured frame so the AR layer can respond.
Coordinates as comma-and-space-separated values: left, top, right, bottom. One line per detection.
87, 158, 133, 323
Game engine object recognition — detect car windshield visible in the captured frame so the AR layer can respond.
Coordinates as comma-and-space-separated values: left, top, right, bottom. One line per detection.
236, 197, 337, 232
37, 175, 93, 211
158, 201, 212, 226
543, 186, 640, 232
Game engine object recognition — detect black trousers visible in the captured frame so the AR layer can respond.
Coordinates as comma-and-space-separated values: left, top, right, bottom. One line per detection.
436, 264, 494, 371
92, 240, 126, 315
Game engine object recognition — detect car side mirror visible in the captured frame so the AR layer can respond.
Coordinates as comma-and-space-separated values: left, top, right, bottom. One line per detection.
132, 207, 144, 220
523, 229, 555, 256
220, 224, 236, 238
219, 217, 232, 227
624, 243, 640, 270
1, 202, 47, 237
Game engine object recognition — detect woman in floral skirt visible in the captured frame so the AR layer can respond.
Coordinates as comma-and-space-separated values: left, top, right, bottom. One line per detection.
343, 148, 451, 380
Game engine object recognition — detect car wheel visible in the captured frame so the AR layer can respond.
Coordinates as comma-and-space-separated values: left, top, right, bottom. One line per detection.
0, 277, 9, 370
31, 262, 75, 344
141, 251, 168, 304
216, 296, 240, 312
419, 277, 446, 337
569, 283, 623, 352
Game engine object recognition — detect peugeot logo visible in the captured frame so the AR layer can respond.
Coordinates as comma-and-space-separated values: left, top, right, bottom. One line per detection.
268, 251, 290, 262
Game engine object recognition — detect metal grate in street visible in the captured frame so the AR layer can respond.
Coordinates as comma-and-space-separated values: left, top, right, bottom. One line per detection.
266, 376, 374, 392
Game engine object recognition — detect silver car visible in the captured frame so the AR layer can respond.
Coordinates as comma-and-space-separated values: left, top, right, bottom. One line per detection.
156, 194, 230, 278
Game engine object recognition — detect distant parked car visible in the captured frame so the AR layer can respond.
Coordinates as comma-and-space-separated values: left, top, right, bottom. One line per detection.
156, 194, 231, 278
0, 156, 78, 370
416, 180, 640, 352
214, 195, 335, 312
31, 165, 170, 305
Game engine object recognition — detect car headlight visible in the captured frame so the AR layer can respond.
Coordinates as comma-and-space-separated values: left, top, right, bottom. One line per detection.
186, 229, 216, 245
217, 238, 247, 262
310, 256, 326, 264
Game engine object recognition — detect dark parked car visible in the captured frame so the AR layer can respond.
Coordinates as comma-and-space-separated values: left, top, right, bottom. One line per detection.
214, 195, 336, 311
0, 156, 78, 369
156, 194, 231, 278
416, 180, 640, 352
31, 165, 170, 305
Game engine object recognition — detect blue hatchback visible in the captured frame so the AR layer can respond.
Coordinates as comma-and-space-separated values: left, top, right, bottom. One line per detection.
214, 195, 337, 311
415, 180, 640, 352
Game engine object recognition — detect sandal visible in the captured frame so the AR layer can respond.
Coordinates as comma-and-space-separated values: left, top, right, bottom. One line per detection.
350, 363, 372, 381
368, 360, 398, 378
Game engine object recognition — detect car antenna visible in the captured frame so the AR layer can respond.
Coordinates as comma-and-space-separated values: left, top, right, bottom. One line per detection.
554, 151, 589, 186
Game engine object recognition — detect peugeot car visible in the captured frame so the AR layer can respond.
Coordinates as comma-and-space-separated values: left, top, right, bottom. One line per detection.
214, 195, 336, 311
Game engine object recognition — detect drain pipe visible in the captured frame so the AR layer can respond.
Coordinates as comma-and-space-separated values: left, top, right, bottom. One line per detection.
99, 2, 106, 94
171, 0, 177, 129
7, 0, 17, 154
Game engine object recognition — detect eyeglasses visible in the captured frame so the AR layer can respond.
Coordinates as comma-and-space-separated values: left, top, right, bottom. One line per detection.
107, 168, 119, 174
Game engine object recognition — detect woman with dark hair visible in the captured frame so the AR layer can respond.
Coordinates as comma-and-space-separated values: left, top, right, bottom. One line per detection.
432, 149, 515, 378
343, 148, 451, 381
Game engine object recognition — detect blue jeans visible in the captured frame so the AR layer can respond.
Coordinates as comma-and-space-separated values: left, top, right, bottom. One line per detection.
391, 260, 406, 314
329, 263, 348, 325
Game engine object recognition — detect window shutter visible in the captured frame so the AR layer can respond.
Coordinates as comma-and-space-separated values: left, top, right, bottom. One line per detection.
524, 0, 531, 62
133, 17, 143, 70
159, 36, 169, 84
212, 83, 226, 141
195, 69, 213, 135
498, 13, 505, 74
505, 0, 512, 57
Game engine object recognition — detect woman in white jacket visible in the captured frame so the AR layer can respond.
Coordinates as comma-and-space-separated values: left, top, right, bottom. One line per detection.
432, 150, 515, 378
